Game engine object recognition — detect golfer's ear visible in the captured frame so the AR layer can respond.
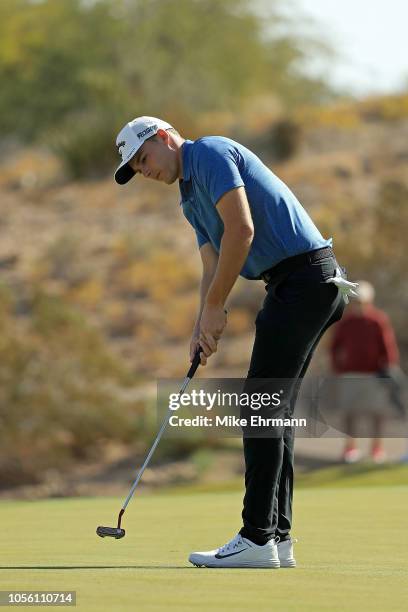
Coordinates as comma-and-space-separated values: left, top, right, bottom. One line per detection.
156, 128, 169, 143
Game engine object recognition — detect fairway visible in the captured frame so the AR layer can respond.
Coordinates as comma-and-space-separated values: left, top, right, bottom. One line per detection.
1, 486, 407, 611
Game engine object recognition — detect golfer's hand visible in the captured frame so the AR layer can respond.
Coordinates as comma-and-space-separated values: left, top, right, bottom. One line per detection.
199, 303, 227, 363
190, 330, 207, 366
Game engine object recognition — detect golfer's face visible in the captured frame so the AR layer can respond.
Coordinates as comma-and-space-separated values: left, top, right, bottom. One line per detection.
129, 134, 178, 184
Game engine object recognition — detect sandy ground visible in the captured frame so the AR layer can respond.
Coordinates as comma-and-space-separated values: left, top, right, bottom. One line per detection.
1, 435, 406, 501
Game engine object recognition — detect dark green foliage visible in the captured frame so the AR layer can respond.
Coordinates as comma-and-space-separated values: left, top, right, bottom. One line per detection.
269, 119, 302, 160
0, 0, 334, 177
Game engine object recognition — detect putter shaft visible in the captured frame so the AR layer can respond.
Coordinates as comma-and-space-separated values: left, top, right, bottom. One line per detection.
121, 365, 198, 513
97, 348, 203, 539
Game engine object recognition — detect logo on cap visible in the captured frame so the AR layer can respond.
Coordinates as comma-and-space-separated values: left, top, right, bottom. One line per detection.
137, 125, 157, 139
117, 140, 126, 156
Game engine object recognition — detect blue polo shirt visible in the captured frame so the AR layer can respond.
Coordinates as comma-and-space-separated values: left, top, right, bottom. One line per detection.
179, 137, 331, 280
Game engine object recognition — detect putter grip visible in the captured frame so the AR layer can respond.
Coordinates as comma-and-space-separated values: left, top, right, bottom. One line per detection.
186, 347, 203, 379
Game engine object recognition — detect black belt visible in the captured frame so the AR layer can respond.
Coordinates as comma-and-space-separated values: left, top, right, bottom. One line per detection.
260, 247, 335, 284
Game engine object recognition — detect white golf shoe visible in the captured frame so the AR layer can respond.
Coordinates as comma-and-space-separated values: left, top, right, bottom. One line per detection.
189, 533, 280, 568
277, 537, 297, 568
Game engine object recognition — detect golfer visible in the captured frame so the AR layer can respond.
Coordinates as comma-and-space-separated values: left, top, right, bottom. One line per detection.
114, 116, 357, 568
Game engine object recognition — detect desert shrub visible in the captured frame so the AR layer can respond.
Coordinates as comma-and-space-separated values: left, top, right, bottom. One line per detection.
39, 234, 84, 284
374, 180, 408, 265
224, 308, 253, 336
296, 104, 361, 130
0, 284, 214, 488
0, 288, 145, 487
0, 282, 14, 317
0, 0, 335, 177
50, 110, 121, 179
360, 95, 408, 122
112, 233, 157, 263
66, 278, 104, 309
269, 119, 302, 161
112, 249, 199, 303
161, 293, 197, 341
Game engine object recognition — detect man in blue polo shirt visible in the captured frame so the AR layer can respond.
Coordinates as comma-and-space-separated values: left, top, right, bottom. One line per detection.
115, 116, 357, 568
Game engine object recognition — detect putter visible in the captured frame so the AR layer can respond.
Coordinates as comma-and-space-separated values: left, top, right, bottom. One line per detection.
96, 347, 203, 540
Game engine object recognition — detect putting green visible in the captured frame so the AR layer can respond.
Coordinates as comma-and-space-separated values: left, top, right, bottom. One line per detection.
0, 486, 407, 611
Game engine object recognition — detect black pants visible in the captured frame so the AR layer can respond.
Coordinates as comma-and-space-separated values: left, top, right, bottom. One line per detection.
239, 254, 345, 544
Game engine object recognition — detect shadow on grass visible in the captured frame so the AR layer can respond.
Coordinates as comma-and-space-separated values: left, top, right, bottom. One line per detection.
0, 565, 193, 570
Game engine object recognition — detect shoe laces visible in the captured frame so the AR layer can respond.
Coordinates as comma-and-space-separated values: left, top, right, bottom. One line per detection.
218, 534, 243, 555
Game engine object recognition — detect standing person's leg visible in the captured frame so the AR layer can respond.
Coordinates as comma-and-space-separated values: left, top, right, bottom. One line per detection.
343, 410, 361, 463
371, 414, 386, 463
240, 259, 345, 545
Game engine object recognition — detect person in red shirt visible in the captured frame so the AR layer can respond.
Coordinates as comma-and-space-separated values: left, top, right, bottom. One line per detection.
330, 280, 400, 463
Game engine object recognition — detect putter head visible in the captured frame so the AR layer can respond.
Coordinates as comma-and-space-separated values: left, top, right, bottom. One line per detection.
96, 526, 125, 539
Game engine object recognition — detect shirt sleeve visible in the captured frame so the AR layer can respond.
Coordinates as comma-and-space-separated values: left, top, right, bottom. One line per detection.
376, 313, 400, 367
192, 140, 245, 205
191, 211, 211, 248
195, 227, 210, 248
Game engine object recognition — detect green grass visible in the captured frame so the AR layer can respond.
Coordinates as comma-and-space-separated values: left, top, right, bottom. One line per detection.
159, 463, 408, 496
296, 462, 408, 488
0, 480, 407, 611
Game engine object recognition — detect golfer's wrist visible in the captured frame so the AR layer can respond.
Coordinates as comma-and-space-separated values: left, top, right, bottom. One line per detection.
193, 318, 201, 333
205, 287, 225, 307
205, 296, 225, 308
